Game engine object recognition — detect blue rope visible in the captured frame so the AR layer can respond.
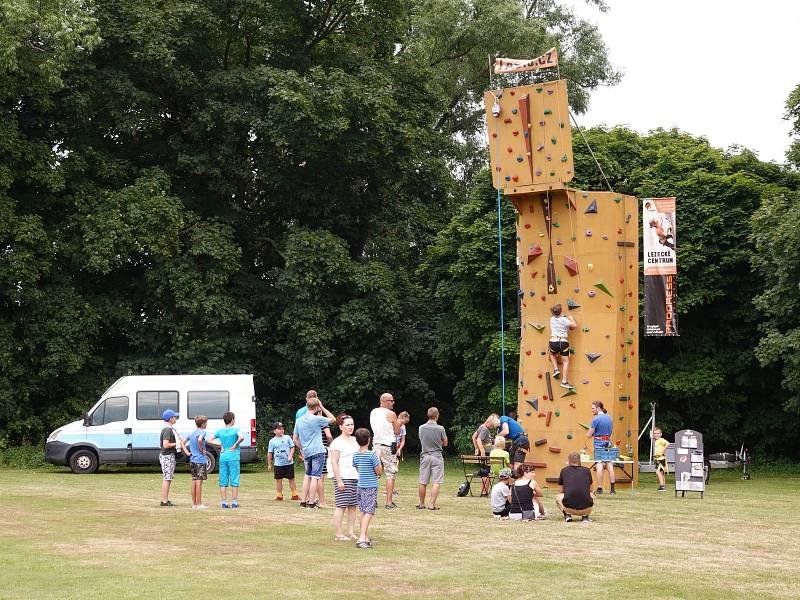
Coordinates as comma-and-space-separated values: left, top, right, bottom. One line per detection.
496, 188, 507, 417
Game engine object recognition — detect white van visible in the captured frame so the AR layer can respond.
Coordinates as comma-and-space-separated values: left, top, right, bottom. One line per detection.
45, 374, 258, 474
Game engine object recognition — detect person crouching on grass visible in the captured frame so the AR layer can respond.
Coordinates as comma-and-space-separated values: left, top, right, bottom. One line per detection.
188, 415, 209, 509
208, 411, 244, 508
352, 428, 382, 549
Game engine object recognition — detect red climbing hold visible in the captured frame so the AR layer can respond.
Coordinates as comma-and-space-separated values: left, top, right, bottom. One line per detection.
527, 243, 542, 262
564, 256, 579, 276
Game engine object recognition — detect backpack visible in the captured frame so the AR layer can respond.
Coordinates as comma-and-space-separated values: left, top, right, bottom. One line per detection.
456, 480, 471, 497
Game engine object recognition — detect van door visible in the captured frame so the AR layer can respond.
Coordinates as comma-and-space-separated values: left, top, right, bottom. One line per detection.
131, 390, 179, 464
87, 396, 132, 463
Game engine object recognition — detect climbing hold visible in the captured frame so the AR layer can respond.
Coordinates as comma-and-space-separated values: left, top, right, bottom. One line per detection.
564, 256, 579, 276
586, 353, 601, 363
566, 298, 581, 310
538, 120, 545, 126
530, 271, 537, 278
534, 438, 547, 446
626, 213, 632, 224
549, 171, 555, 176
537, 373, 543, 379
582, 327, 589, 333
554, 410, 560, 417
526, 398, 539, 411
524, 131, 529, 138
571, 236, 576, 241
512, 131, 519, 137
503, 118, 512, 124
552, 222, 560, 228
613, 196, 622, 203
559, 122, 564, 128
535, 87, 543, 94
546, 154, 552, 161
544, 109, 552, 115
507, 147, 513, 153
527, 244, 543, 263
516, 156, 524, 162
551, 137, 557, 144
555, 240, 562, 246
549, 446, 561, 453
618, 415, 624, 421
581, 379, 589, 386
626, 430, 632, 438
569, 402, 575, 408
492, 133, 497, 138
512, 108, 518, 115
628, 403, 634, 410
578, 423, 590, 430
603, 380, 610, 387
546, 411, 553, 426
619, 306, 625, 312
566, 433, 573, 440
561, 388, 577, 397
535, 169, 542, 176
512, 175, 519, 182
587, 291, 596, 298
574, 287, 580, 293
530, 322, 545, 333
585, 230, 592, 237
505, 176, 511, 181
585, 199, 598, 214
617, 228, 623, 235
526, 412, 532, 417
568, 348, 575, 355
536, 144, 544, 151
602, 234, 608, 240
594, 281, 613, 297
547, 89, 554, 95
561, 154, 568, 162
509, 90, 515, 96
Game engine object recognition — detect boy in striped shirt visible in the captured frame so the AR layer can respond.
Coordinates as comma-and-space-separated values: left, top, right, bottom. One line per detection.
352, 427, 383, 549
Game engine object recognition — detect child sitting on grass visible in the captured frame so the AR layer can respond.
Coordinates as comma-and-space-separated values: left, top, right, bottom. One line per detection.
490, 468, 513, 518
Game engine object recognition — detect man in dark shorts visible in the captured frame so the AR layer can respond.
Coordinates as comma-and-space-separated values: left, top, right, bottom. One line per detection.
556, 452, 594, 523
510, 434, 530, 470
267, 421, 299, 501
548, 304, 577, 388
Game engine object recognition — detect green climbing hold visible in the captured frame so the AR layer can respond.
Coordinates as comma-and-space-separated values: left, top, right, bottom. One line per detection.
619, 306, 625, 312
571, 236, 576, 241
594, 281, 613, 297
567, 298, 581, 310
551, 137, 557, 144
566, 433, 573, 440
561, 388, 577, 398
552, 222, 560, 228
578, 423, 590, 430
626, 338, 633, 345
582, 327, 590, 333
613, 196, 622, 203
568, 348, 575, 355
536, 87, 543, 93
549, 171, 555, 176
555, 410, 560, 417
618, 415, 624, 421
561, 153, 568, 162
544, 108, 552, 115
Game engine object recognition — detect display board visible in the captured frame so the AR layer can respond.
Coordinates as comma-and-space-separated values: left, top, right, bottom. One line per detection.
674, 429, 705, 498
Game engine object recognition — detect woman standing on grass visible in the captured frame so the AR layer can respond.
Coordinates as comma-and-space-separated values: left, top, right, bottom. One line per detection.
328, 414, 360, 541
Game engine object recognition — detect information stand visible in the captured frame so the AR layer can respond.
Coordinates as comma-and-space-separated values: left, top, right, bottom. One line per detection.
674, 429, 705, 498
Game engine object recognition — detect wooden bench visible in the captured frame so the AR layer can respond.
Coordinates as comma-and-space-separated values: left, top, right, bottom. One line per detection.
459, 455, 508, 497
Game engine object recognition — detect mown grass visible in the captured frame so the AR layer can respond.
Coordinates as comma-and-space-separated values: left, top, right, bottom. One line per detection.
1, 458, 799, 599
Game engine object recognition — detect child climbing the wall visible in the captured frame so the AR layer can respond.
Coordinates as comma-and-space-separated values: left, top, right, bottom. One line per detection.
549, 304, 577, 388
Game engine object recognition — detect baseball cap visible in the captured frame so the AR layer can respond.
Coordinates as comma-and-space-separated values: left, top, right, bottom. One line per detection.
271, 421, 284, 430
499, 467, 513, 479
162, 409, 179, 421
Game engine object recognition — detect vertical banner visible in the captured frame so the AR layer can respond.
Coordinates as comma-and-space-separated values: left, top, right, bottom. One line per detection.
643, 198, 679, 336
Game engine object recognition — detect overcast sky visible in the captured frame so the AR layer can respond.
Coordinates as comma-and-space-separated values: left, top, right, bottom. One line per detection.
569, 0, 800, 163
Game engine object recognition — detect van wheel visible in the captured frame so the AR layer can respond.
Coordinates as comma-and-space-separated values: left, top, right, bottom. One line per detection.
205, 452, 217, 474
69, 449, 99, 474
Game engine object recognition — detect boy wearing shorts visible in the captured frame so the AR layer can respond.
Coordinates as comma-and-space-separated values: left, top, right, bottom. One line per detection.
548, 303, 577, 388
268, 421, 299, 501
188, 415, 209, 509
209, 411, 244, 508
352, 428, 382, 549
653, 427, 670, 491
159, 409, 189, 507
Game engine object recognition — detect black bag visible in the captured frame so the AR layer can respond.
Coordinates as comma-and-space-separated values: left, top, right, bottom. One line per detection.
456, 480, 470, 497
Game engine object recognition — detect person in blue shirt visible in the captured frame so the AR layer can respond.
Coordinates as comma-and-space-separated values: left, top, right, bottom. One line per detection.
352, 427, 382, 549
292, 396, 335, 509
498, 413, 524, 442
188, 416, 209, 509
267, 421, 298, 501
209, 411, 245, 509
586, 401, 616, 494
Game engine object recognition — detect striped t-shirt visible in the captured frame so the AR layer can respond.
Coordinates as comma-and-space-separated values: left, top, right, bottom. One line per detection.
352, 450, 380, 488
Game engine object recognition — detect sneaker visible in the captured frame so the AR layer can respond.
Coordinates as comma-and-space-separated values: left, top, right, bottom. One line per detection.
221, 501, 229, 509
582, 516, 593, 523
609, 487, 616, 495
595, 488, 603, 495
384, 502, 398, 509
306, 502, 318, 509
658, 485, 666, 491
299, 502, 307, 508
553, 369, 561, 380
564, 514, 573, 522
291, 495, 300, 501
160, 501, 174, 507
196, 504, 208, 510
274, 495, 283, 501
231, 501, 239, 508
356, 541, 372, 549
560, 381, 572, 389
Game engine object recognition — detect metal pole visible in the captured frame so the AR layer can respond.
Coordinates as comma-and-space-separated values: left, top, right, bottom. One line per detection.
497, 189, 507, 416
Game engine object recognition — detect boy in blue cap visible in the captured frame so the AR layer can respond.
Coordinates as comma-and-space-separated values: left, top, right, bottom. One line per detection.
188, 415, 210, 509
160, 409, 189, 506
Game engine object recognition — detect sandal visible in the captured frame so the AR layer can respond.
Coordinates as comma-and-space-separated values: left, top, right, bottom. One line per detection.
415, 504, 426, 509
428, 506, 441, 511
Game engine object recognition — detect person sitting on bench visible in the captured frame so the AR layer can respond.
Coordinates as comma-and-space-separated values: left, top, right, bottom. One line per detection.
556, 452, 594, 523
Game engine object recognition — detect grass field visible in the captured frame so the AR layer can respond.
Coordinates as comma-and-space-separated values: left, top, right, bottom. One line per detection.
2, 459, 799, 599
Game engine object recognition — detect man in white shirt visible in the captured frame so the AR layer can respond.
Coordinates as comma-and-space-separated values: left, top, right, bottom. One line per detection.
369, 392, 401, 509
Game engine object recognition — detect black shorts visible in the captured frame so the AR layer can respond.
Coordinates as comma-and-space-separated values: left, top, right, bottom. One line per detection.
549, 340, 569, 356
513, 451, 527, 464
274, 464, 295, 480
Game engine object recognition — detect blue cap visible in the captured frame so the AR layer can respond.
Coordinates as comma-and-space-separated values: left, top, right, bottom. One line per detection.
162, 409, 179, 421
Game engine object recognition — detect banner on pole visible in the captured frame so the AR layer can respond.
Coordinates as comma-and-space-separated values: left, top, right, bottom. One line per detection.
494, 48, 558, 74
643, 198, 678, 336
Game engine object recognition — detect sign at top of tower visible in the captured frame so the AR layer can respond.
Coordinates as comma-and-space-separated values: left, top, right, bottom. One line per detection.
494, 47, 559, 75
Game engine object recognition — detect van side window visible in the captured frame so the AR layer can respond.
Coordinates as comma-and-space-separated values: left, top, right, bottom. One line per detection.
188, 391, 230, 419
136, 391, 179, 420
91, 396, 129, 426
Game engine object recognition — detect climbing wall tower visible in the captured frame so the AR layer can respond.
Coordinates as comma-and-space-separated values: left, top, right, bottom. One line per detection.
485, 80, 639, 488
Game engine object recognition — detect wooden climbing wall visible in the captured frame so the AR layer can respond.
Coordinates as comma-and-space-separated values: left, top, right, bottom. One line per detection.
483, 80, 574, 191
512, 189, 639, 487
